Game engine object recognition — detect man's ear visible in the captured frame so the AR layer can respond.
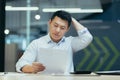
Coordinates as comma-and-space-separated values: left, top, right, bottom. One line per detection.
48, 19, 52, 24
66, 27, 70, 32
47, 19, 51, 28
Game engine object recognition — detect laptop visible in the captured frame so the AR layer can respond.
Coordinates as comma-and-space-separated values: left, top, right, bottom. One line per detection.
37, 48, 69, 75
96, 70, 120, 75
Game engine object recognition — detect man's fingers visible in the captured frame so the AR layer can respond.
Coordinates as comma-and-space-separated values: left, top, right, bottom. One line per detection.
32, 62, 45, 72
32, 62, 43, 66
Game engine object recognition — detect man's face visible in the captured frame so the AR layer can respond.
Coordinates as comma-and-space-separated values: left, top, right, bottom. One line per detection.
48, 16, 69, 43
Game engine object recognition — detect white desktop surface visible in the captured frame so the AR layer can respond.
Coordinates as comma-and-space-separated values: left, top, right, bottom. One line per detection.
0, 72, 120, 80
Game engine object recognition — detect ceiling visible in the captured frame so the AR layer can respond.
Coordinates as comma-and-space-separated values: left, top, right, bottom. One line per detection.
5, 0, 112, 35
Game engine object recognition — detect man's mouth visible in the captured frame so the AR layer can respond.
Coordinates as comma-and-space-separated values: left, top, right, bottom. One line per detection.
54, 34, 60, 38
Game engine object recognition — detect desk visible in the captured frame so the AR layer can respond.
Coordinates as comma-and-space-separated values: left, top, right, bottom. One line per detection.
0, 72, 120, 80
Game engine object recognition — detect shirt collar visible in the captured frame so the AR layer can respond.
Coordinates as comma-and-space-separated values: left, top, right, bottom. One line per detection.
47, 33, 65, 45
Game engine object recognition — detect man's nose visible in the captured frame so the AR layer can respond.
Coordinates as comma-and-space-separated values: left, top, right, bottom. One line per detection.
56, 27, 60, 32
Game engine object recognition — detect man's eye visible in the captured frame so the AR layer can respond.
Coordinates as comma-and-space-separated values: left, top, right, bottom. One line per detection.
61, 27, 65, 30
55, 25, 57, 27
54, 25, 58, 27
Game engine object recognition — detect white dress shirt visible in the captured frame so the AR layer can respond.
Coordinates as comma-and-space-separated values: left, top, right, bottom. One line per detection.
16, 28, 93, 73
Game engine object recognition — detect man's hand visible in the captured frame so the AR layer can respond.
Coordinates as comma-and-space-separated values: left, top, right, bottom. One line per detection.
21, 62, 45, 73
32, 62, 45, 73
72, 17, 85, 30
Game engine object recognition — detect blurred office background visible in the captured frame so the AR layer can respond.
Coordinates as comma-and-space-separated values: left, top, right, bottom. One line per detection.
0, 0, 120, 72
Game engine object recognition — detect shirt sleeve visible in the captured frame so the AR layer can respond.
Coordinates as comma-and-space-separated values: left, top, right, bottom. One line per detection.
16, 40, 38, 72
71, 28, 93, 53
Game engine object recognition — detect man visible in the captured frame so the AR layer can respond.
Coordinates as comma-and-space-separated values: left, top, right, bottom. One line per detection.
16, 10, 93, 73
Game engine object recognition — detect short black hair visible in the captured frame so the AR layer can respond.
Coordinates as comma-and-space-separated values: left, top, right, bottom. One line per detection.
51, 10, 72, 27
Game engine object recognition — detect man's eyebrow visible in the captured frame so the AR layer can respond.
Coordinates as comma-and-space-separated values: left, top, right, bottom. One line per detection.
54, 22, 66, 28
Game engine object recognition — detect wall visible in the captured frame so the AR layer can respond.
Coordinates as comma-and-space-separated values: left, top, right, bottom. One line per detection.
5, 44, 18, 72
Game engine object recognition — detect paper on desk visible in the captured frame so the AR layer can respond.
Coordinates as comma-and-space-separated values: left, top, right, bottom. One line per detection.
37, 48, 70, 75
